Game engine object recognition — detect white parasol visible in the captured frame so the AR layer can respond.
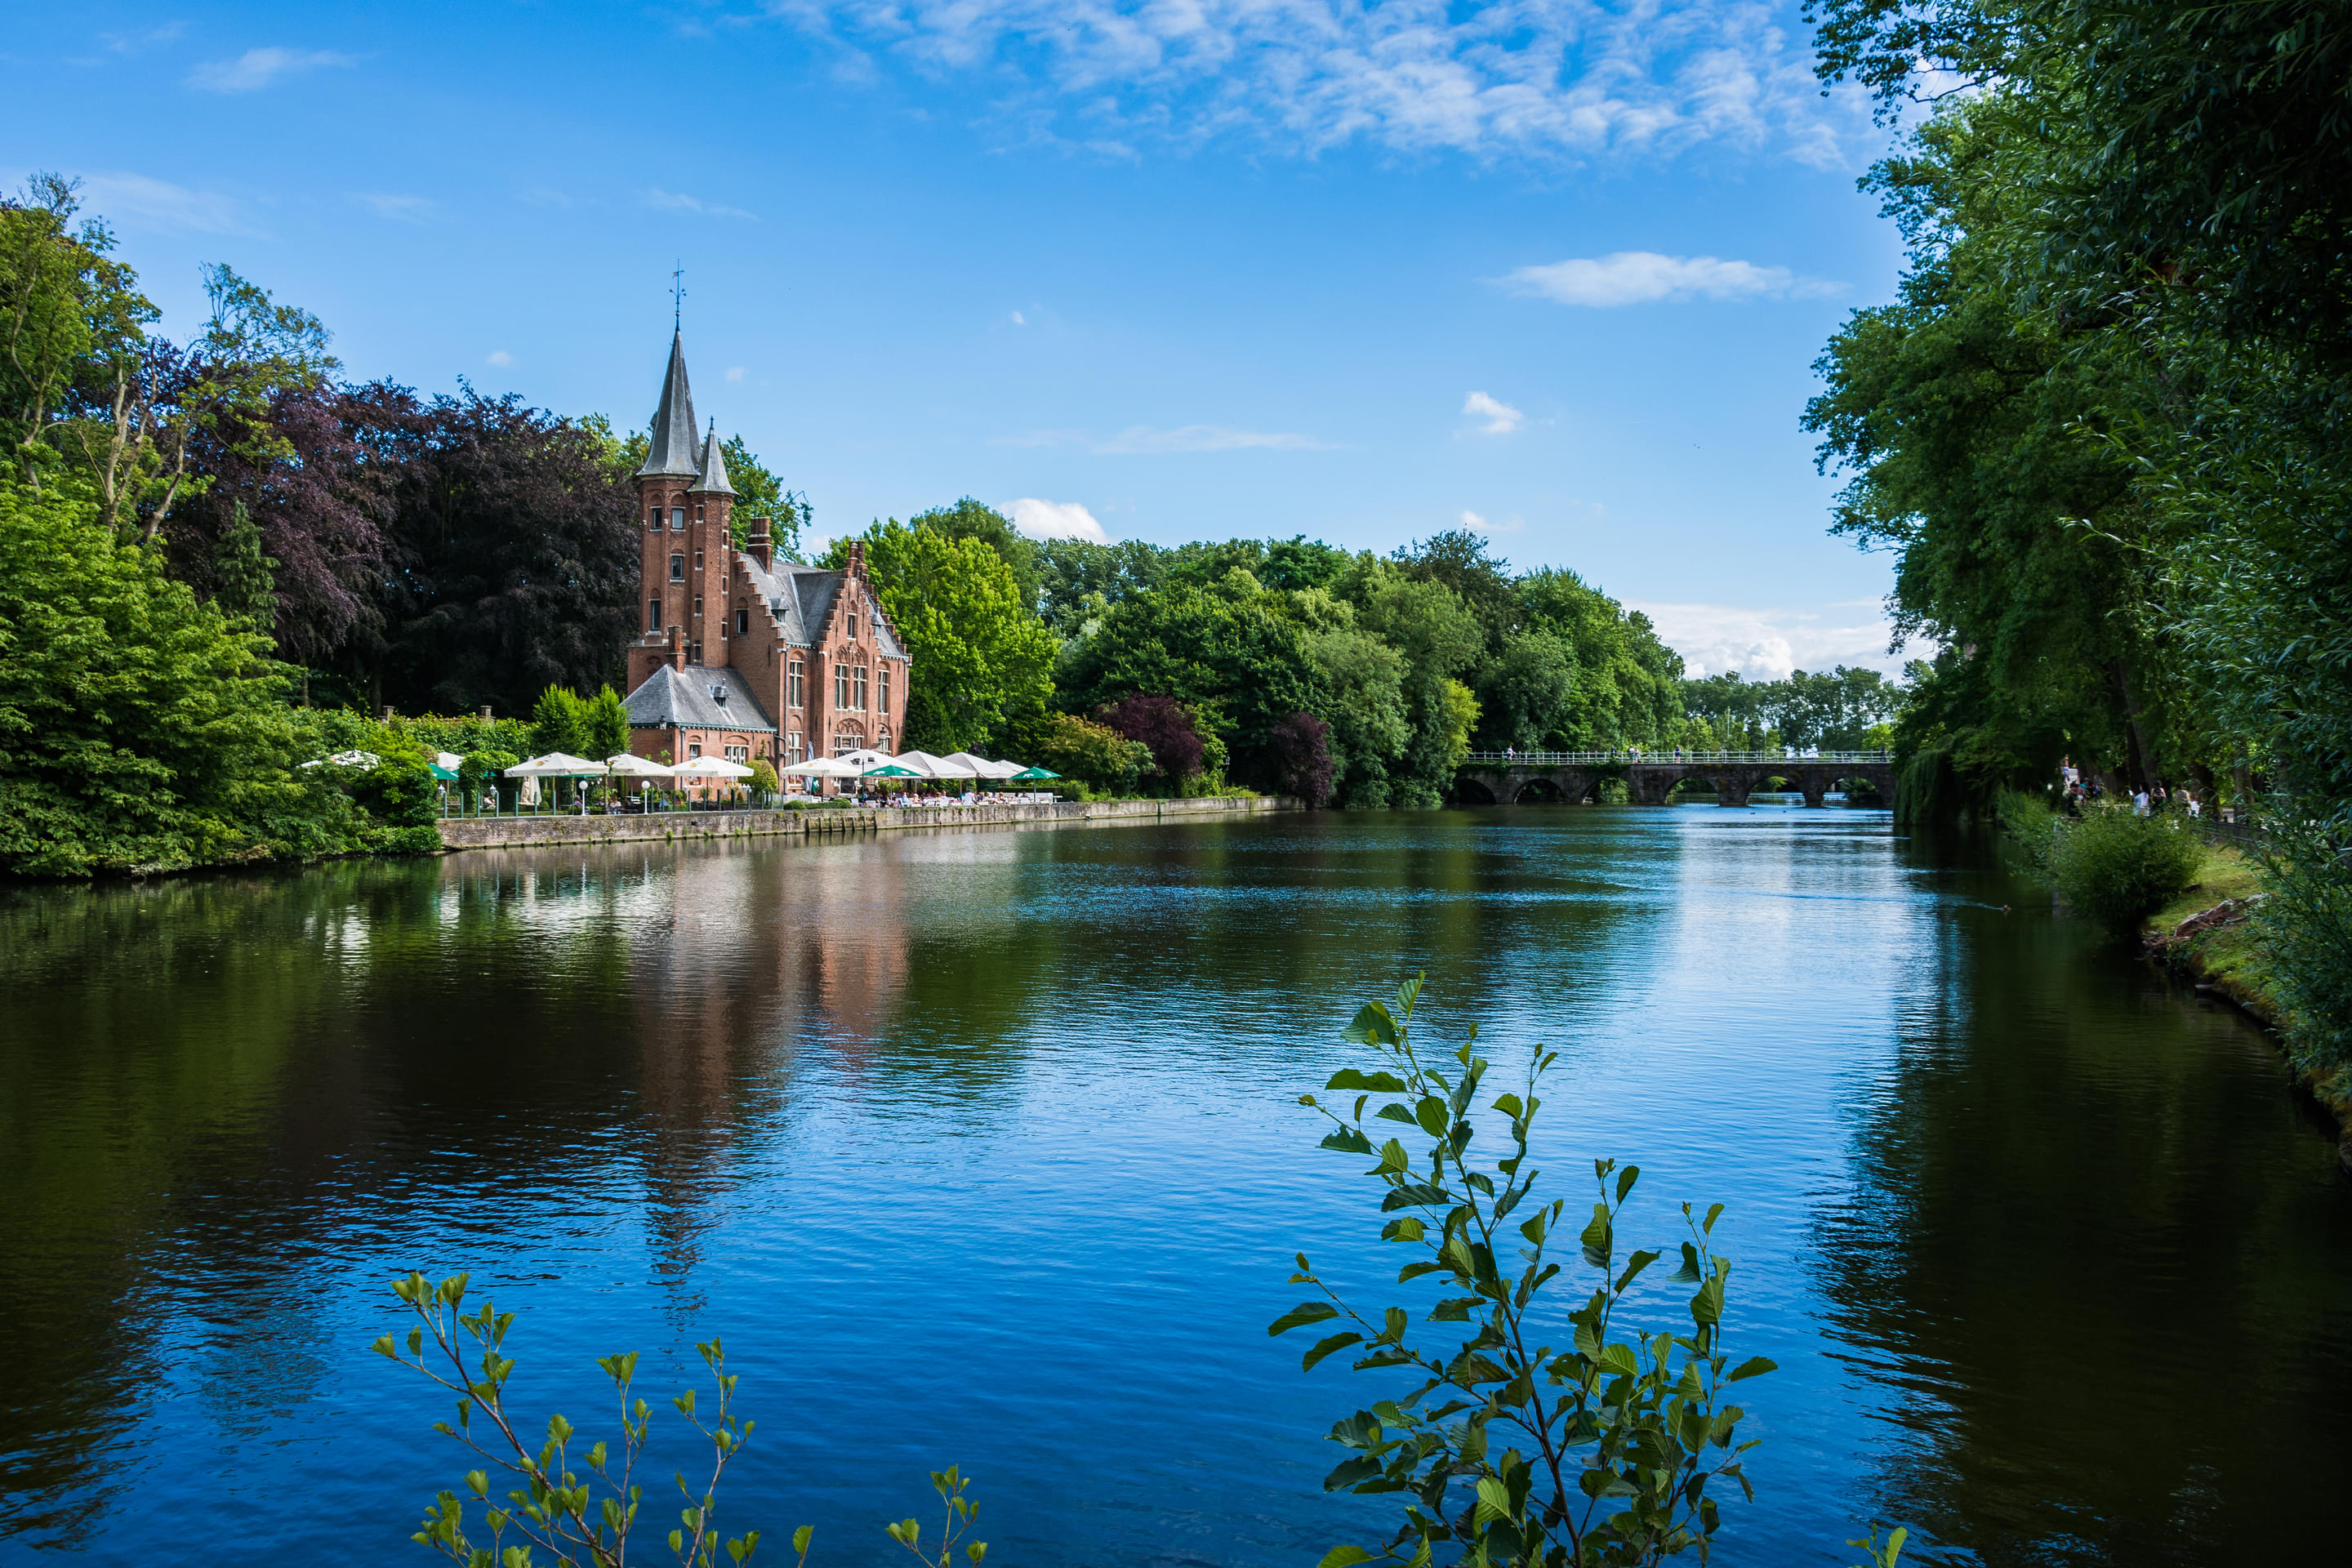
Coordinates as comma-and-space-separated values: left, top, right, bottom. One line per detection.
505, 753, 608, 777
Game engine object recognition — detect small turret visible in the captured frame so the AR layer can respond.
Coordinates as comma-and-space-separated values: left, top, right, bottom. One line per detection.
638, 332, 702, 478
688, 422, 735, 496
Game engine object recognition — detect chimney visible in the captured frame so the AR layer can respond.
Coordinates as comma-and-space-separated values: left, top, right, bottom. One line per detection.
747, 518, 773, 570
479, 705, 492, 723
670, 625, 687, 672
848, 538, 865, 577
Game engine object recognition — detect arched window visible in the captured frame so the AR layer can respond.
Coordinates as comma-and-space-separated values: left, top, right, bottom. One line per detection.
648, 599, 662, 631
670, 554, 685, 581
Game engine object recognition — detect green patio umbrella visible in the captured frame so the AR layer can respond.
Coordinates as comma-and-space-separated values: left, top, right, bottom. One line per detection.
428, 762, 461, 781
862, 763, 926, 778
1009, 766, 1062, 781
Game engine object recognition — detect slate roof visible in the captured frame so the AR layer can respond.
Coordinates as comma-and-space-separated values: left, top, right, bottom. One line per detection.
622, 663, 776, 733
688, 426, 734, 496
636, 332, 702, 478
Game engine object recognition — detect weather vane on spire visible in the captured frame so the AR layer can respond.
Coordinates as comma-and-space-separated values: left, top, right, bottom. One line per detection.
670, 261, 686, 328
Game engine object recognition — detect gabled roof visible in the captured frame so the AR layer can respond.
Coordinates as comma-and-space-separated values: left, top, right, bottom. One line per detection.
636, 332, 702, 478
688, 425, 734, 496
622, 663, 776, 733
727, 554, 903, 657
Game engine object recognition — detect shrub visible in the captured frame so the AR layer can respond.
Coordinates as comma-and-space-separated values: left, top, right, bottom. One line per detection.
2255, 816, 2352, 1071
1014, 712, 1152, 795
1095, 693, 1205, 786
1279, 977, 1775, 1565
1266, 710, 1333, 807
2050, 805, 2203, 933
749, 757, 779, 795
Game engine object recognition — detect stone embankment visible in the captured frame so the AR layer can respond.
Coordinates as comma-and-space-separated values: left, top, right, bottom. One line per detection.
437, 793, 1300, 852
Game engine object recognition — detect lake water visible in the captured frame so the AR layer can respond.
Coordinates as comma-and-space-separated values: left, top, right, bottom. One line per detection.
4, 808, 2349, 1566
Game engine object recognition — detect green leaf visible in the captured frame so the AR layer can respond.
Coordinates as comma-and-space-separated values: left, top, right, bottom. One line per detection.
1320, 1127, 1374, 1154
1615, 1164, 1641, 1202
1668, 1241, 1704, 1283
1343, 1003, 1398, 1046
1376, 1103, 1419, 1125
1269, 1302, 1341, 1337
1412, 1098, 1449, 1137
1616, 1250, 1659, 1292
1327, 1069, 1409, 1093
1316, 1546, 1377, 1568
1303, 1332, 1365, 1371
1322, 1458, 1386, 1494
1726, 1356, 1777, 1383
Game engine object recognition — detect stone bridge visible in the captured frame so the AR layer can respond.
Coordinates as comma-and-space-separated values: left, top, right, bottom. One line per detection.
1456, 750, 1898, 809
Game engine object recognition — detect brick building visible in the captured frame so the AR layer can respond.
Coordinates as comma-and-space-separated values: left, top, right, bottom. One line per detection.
620, 331, 910, 768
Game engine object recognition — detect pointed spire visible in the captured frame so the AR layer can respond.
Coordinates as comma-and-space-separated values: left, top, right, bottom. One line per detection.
688, 418, 735, 496
637, 331, 701, 477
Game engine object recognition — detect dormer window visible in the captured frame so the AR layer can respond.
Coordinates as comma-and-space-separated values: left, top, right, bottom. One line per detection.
710, 684, 728, 704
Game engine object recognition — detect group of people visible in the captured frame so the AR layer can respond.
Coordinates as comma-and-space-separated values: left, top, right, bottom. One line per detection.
2058, 757, 2204, 819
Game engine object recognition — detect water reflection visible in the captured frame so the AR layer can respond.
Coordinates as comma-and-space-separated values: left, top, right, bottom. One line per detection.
2, 812, 2347, 1566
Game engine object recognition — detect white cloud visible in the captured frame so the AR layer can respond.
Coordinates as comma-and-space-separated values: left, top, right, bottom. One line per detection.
354, 192, 433, 223
1459, 508, 1526, 533
100, 22, 189, 53
1010, 310, 1027, 325
644, 189, 757, 220
486, 350, 514, 368
188, 47, 354, 92
764, 1, 1863, 164
1009, 497, 1111, 542
1501, 251, 1842, 306
1462, 390, 1523, 434
76, 172, 253, 235
725, 366, 746, 382
1625, 599, 1920, 679
1094, 424, 1334, 453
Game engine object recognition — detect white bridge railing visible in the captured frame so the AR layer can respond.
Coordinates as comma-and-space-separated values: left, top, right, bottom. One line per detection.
1462, 750, 1894, 766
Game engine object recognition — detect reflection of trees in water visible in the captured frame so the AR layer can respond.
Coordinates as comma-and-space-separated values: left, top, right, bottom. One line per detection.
1809, 880, 2352, 1566
0, 815, 1657, 1545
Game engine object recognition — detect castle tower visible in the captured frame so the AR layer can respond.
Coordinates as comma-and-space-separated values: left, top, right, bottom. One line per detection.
687, 424, 735, 670
635, 332, 702, 674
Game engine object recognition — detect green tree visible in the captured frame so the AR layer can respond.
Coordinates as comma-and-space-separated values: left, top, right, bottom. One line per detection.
911, 498, 1042, 615
1306, 624, 1413, 808
0, 482, 354, 875
532, 685, 588, 757
719, 434, 808, 560
209, 500, 277, 632
824, 519, 1054, 755
583, 685, 630, 762
1478, 631, 1577, 752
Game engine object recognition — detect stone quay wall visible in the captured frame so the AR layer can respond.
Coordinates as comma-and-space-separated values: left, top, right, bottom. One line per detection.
437, 793, 1302, 853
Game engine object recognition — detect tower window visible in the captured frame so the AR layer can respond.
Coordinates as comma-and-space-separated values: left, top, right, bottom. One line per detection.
670, 554, 685, 581
648, 599, 662, 631
689, 642, 702, 665
695, 504, 705, 523
694, 550, 703, 570
735, 608, 748, 637
670, 508, 684, 529
693, 596, 702, 617
648, 509, 661, 531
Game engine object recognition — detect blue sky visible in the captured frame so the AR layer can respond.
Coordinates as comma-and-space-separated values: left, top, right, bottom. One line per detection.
7, 2, 1915, 676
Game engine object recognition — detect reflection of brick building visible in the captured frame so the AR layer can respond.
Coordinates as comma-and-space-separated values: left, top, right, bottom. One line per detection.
621, 332, 910, 765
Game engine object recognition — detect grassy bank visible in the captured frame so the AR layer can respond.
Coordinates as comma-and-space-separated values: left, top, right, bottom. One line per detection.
2145, 844, 2352, 1169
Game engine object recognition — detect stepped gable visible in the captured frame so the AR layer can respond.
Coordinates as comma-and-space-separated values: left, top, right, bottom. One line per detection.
622, 664, 775, 733
636, 331, 702, 477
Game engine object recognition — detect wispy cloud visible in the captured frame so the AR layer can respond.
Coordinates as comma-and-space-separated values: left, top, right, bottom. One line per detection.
1094, 424, 1334, 453
764, 1, 1861, 164
1009, 497, 1111, 542
725, 366, 746, 382
645, 189, 757, 219
1462, 390, 1523, 434
1501, 251, 1842, 306
1625, 598, 1919, 679
77, 172, 255, 235
989, 428, 1088, 448
188, 47, 354, 92
486, 350, 514, 368
1459, 508, 1527, 534
354, 192, 434, 223
100, 22, 189, 54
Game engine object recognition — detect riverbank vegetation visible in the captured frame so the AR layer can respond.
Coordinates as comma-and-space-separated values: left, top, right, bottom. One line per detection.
1802, 1, 2352, 1068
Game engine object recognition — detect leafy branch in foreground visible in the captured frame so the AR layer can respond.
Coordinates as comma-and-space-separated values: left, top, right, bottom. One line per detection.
1275, 976, 1778, 1567
884, 1464, 988, 1568
375, 1272, 807, 1568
